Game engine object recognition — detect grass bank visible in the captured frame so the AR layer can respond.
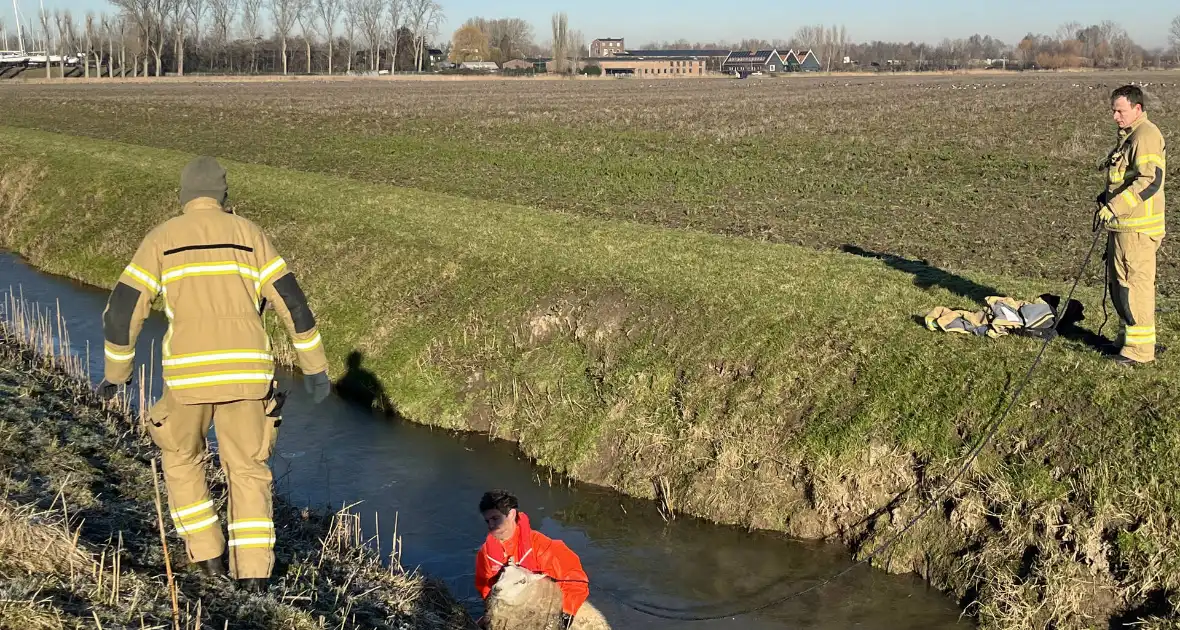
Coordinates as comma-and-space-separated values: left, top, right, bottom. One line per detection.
0, 75, 1177, 295
3, 126, 1180, 628
0, 293, 474, 628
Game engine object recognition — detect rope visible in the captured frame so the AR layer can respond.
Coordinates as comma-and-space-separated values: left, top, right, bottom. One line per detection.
583, 226, 1107, 623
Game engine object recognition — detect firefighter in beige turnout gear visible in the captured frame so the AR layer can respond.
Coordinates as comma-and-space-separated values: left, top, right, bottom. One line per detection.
96, 156, 331, 591
1095, 85, 1167, 366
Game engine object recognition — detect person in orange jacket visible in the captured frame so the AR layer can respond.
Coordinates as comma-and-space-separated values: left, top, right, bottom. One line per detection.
475, 490, 589, 628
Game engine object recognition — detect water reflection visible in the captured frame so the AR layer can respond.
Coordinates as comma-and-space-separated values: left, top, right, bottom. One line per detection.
1, 252, 970, 628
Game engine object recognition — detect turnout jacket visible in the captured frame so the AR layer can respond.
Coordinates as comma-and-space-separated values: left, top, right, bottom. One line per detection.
101, 198, 328, 404
1102, 114, 1167, 238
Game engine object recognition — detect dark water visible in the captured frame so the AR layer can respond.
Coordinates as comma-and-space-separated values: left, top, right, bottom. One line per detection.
1, 251, 971, 629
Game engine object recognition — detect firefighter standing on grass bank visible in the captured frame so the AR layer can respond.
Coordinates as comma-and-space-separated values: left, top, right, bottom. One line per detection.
1096, 85, 1167, 366
95, 156, 332, 592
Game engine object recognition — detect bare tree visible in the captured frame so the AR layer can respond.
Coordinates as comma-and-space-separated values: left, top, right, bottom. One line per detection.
241, 0, 262, 71
480, 17, 533, 62
386, 0, 402, 71
568, 27, 583, 71
342, 0, 360, 72
209, 0, 236, 71
270, 0, 297, 74
168, 0, 186, 75
405, 0, 431, 71
1056, 21, 1082, 44
188, 0, 207, 70
1170, 15, 1180, 62
314, 0, 342, 73
38, 1, 53, 78
792, 24, 824, 54
82, 12, 96, 77
146, 0, 167, 75
356, 0, 382, 70
549, 11, 566, 73
53, 10, 70, 79
420, 0, 441, 70
108, 0, 151, 76
294, 0, 314, 72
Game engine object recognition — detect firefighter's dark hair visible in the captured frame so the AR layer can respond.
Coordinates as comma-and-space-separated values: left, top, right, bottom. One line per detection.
1111, 85, 1146, 110
479, 490, 519, 516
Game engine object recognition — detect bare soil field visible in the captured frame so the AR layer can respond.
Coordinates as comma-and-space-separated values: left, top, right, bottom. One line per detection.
1, 71, 1177, 295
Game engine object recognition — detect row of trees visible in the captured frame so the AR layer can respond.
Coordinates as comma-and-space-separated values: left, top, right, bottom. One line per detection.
1017, 18, 1180, 69
1, 0, 444, 76
637, 16, 1180, 71
5, 11, 1180, 76
448, 12, 585, 72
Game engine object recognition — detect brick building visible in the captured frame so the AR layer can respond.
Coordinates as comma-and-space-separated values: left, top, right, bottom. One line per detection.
590, 38, 625, 58
593, 54, 708, 77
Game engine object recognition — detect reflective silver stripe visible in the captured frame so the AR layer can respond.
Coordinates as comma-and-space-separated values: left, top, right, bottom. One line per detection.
228, 536, 277, 547
123, 264, 161, 292
164, 371, 274, 388
175, 515, 219, 535
104, 347, 135, 362
259, 257, 287, 285
228, 520, 275, 531
161, 262, 261, 284
162, 352, 273, 367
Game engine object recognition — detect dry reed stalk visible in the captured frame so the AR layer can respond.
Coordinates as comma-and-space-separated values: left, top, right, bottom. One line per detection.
150, 458, 181, 630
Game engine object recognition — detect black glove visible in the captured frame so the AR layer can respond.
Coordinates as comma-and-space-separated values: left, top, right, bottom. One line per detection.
561, 612, 574, 629
304, 371, 331, 404
93, 378, 121, 401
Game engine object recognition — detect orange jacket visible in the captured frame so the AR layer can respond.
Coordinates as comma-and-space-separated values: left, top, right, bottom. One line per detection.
475, 511, 589, 616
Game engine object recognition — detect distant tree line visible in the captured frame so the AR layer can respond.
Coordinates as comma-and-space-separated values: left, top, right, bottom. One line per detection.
6, 11, 1180, 77
638, 17, 1180, 71
1, 0, 444, 77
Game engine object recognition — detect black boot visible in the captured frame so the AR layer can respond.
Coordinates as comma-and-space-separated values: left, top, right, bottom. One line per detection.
194, 556, 228, 577
238, 577, 269, 594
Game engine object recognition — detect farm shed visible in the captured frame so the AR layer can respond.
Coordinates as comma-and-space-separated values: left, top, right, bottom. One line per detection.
721, 49, 785, 76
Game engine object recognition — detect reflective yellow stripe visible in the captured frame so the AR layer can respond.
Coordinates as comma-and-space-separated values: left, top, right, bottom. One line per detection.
122, 263, 161, 293
1119, 189, 1139, 208
162, 351, 273, 368
1112, 215, 1165, 228
293, 332, 322, 351
171, 499, 215, 520
161, 261, 260, 285
1125, 325, 1156, 345
1136, 154, 1166, 170
259, 257, 287, 286
164, 370, 275, 390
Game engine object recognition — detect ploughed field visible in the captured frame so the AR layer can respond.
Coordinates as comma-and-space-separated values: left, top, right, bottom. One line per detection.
1, 71, 1178, 296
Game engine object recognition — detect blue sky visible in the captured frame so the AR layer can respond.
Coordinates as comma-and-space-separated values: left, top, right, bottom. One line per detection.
2, 0, 1176, 49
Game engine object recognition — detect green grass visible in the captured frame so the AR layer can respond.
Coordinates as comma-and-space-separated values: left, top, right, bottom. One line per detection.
0, 74, 1176, 297
3, 122, 1180, 627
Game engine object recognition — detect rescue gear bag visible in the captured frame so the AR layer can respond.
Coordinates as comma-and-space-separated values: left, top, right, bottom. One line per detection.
924, 294, 1081, 341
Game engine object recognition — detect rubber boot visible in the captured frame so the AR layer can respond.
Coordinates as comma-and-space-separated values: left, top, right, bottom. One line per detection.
194, 556, 228, 577
238, 577, 269, 594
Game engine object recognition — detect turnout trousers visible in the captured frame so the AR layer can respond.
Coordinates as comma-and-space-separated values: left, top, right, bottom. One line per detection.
1107, 231, 1162, 363
147, 390, 280, 579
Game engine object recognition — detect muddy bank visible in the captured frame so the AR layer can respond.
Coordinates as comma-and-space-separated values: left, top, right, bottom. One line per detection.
0, 327, 473, 630
3, 128, 1180, 628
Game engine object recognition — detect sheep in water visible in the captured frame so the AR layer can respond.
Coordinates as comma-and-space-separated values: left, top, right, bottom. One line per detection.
484, 564, 611, 630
